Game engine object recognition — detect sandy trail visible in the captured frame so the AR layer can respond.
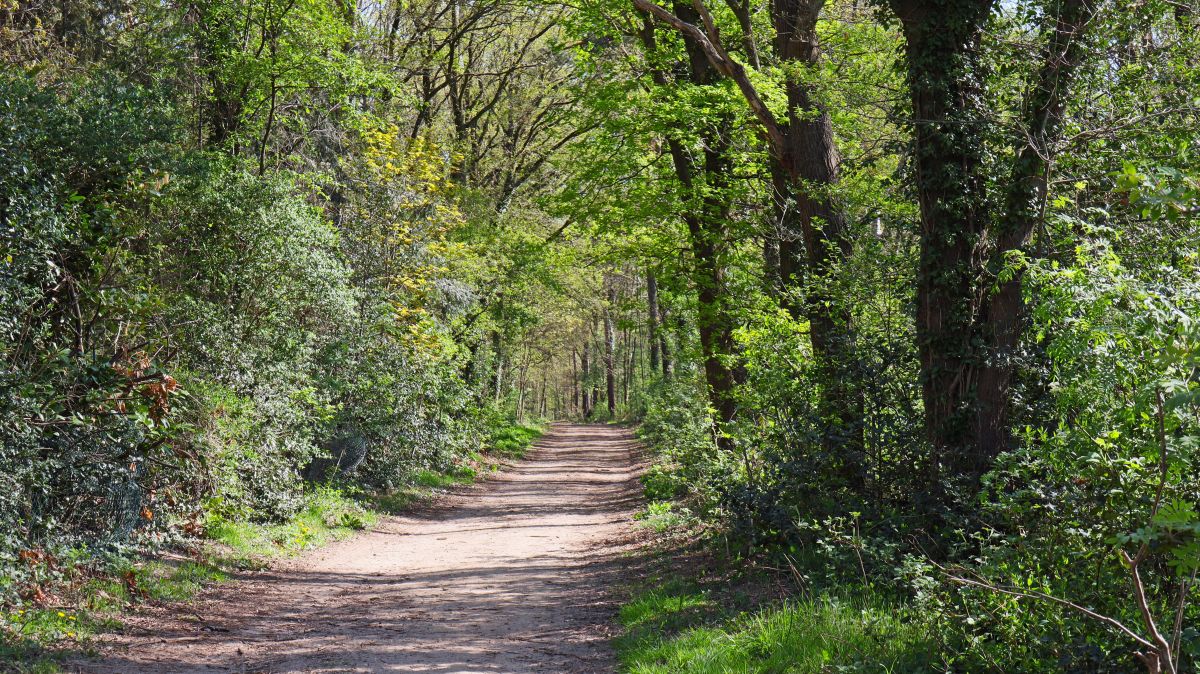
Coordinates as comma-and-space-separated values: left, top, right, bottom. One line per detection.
69, 424, 642, 674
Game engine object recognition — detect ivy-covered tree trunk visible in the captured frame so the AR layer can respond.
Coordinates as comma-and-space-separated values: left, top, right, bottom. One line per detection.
891, 0, 995, 488
889, 0, 1095, 490
977, 0, 1097, 467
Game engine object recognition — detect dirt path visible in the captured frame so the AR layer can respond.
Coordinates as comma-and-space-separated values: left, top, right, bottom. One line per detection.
69, 424, 643, 674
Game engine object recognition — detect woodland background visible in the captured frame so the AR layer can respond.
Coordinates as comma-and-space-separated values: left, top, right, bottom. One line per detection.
1, 0, 1199, 671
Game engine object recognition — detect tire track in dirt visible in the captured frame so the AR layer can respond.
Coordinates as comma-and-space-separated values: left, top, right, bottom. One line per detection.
68, 424, 643, 674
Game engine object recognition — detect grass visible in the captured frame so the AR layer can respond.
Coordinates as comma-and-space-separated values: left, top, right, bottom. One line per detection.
370, 421, 542, 514
634, 501, 695, 534
205, 487, 377, 568
488, 422, 544, 459
371, 460, 485, 513
619, 455, 936, 674
614, 579, 935, 674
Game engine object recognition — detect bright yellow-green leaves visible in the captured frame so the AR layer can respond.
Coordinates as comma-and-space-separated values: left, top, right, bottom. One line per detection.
348, 125, 470, 356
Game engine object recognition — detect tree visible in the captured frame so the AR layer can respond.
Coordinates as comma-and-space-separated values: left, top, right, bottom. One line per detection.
879, 0, 1101, 490
632, 0, 863, 484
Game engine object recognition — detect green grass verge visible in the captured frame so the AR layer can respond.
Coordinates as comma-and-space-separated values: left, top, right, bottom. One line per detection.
371, 460, 486, 514
204, 487, 376, 568
615, 579, 935, 674
488, 422, 544, 459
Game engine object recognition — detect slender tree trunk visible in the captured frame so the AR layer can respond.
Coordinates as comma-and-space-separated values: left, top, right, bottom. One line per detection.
581, 340, 592, 417
641, 7, 740, 440
572, 346, 581, 414
605, 285, 617, 418
516, 344, 530, 421
647, 273, 662, 373
659, 305, 672, 377
539, 371, 547, 418
592, 318, 602, 415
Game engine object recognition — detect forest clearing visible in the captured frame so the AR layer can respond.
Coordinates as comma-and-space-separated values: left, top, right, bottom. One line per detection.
2, 0, 1199, 672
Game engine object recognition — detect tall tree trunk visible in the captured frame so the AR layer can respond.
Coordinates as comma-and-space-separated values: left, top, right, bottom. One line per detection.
572, 346, 581, 414
659, 305, 673, 377
770, 0, 863, 490
888, 0, 1095, 487
605, 285, 617, 418
639, 6, 740, 440
636, 0, 860, 482
581, 340, 592, 417
976, 0, 1097, 468
891, 0, 995, 488
592, 318, 602, 415
647, 273, 662, 373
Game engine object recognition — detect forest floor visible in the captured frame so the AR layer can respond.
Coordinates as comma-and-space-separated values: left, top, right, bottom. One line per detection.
64, 424, 645, 674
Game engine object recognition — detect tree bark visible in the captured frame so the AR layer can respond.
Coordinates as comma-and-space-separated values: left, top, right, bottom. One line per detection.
647, 273, 662, 373
769, 0, 863, 489
976, 0, 1097, 469
581, 339, 592, 417
572, 346, 581, 414
639, 8, 740, 438
659, 305, 673, 377
890, 0, 995, 488
604, 284, 618, 418
888, 0, 1096, 488
638, 0, 861, 484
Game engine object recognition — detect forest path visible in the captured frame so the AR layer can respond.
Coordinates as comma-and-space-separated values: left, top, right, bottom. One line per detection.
70, 424, 643, 674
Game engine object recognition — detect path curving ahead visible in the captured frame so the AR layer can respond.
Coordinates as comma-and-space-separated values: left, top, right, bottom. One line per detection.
71, 424, 643, 674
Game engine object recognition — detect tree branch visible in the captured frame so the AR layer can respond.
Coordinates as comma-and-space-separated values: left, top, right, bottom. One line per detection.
631, 0, 786, 154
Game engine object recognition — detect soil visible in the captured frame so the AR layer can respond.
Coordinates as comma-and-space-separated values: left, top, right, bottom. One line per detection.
65, 424, 644, 674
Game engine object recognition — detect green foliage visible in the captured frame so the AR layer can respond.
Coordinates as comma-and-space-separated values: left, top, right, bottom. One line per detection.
4, 0, 1200, 670
633, 502, 694, 534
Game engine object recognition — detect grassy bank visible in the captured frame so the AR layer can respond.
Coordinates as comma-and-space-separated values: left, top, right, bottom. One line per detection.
614, 576, 935, 674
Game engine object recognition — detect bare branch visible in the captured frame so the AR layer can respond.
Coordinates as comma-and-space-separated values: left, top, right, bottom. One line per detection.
940, 570, 1155, 651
